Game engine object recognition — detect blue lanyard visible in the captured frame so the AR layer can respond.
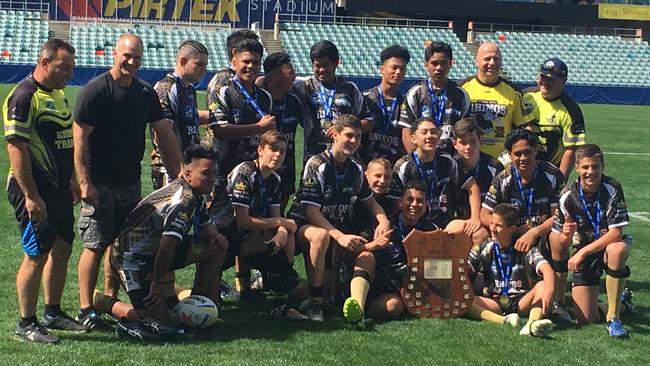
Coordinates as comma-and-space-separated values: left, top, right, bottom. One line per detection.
511, 165, 536, 218
328, 148, 345, 193
193, 207, 201, 244
274, 96, 287, 132
257, 169, 268, 218
233, 77, 266, 117
411, 151, 437, 205
426, 79, 447, 128
319, 82, 336, 121
578, 184, 601, 240
172, 72, 199, 134
376, 86, 398, 133
492, 242, 513, 297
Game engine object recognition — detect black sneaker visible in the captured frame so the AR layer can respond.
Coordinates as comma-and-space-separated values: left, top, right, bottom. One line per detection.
42, 313, 88, 332
15, 321, 60, 344
140, 317, 181, 337
621, 288, 636, 314
116, 318, 160, 341
75, 309, 109, 331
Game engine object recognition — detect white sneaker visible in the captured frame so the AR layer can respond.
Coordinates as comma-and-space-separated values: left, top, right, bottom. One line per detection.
520, 319, 555, 337
503, 313, 521, 327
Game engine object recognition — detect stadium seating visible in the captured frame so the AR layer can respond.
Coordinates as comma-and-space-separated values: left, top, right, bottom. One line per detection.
69, 22, 233, 70
280, 22, 475, 80
477, 31, 650, 87
0, 9, 49, 65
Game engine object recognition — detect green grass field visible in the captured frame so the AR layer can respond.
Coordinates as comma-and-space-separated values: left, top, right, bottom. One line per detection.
0, 83, 649, 365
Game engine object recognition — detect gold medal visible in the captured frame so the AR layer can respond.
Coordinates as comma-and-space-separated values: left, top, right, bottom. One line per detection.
500, 295, 509, 306
323, 120, 333, 130
526, 217, 534, 228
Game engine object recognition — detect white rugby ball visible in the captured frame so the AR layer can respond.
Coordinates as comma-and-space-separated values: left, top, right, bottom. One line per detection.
172, 295, 219, 329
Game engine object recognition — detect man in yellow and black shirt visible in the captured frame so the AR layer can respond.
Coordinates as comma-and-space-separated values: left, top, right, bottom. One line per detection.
524, 58, 586, 179
3, 39, 86, 344
459, 42, 534, 160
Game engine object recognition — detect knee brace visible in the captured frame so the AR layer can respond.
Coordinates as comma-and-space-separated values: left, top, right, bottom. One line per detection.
552, 259, 568, 273
352, 270, 372, 282
605, 265, 630, 278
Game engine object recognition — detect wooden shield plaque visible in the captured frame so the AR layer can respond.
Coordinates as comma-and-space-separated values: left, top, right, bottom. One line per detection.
400, 229, 474, 319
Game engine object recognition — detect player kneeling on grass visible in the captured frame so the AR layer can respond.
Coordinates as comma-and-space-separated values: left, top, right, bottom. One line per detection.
221, 130, 299, 301
288, 115, 391, 321
466, 203, 556, 337
107, 145, 228, 340
549, 144, 634, 338
342, 181, 435, 328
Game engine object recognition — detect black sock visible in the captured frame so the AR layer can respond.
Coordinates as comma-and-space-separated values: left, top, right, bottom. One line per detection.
79, 306, 95, 316
44, 304, 63, 318
20, 315, 38, 327
308, 285, 324, 298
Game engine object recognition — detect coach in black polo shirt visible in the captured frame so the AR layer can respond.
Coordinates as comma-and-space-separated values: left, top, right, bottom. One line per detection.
72, 34, 183, 329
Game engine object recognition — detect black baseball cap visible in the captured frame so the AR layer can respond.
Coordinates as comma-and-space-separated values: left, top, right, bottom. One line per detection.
539, 57, 568, 79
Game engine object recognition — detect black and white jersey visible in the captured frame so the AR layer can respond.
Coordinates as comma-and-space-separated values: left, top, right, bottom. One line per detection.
483, 161, 564, 227
552, 175, 629, 249
399, 79, 471, 153
152, 72, 200, 168
469, 241, 548, 297
227, 161, 281, 218
289, 152, 372, 229
388, 152, 473, 226
359, 86, 405, 165
208, 79, 273, 183
270, 92, 303, 196
111, 178, 209, 271
452, 152, 504, 219
293, 76, 370, 162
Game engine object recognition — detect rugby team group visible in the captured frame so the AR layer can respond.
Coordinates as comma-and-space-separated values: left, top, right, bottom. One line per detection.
2, 27, 636, 344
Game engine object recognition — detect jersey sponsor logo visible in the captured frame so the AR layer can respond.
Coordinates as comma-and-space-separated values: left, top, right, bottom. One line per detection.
334, 97, 351, 108
303, 178, 316, 188
420, 106, 432, 118
322, 203, 349, 217
234, 182, 247, 191
54, 129, 73, 149
184, 105, 194, 119
44, 100, 55, 110
232, 108, 242, 122
178, 211, 189, 222
324, 186, 333, 199
208, 102, 217, 110
310, 92, 321, 105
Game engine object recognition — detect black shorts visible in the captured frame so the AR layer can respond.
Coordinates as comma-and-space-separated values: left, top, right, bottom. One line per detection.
495, 293, 525, 315
367, 270, 403, 303
7, 182, 74, 256
114, 239, 195, 310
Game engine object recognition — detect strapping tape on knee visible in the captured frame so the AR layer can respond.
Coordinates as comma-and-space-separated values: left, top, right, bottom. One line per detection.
552, 259, 568, 273
606, 265, 630, 278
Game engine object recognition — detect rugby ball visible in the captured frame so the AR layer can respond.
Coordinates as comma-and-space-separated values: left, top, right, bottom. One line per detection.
172, 295, 219, 329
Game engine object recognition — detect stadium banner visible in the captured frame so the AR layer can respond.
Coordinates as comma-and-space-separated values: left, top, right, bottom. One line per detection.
48, 0, 335, 28
598, 4, 650, 21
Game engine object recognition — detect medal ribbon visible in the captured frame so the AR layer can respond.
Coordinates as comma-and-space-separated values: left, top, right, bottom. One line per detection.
492, 242, 513, 298
427, 79, 447, 128
376, 86, 398, 133
578, 184, 601, 240
411, 151, 437, 207
319, 82, 336, 123
274, 96, 287, 132
511, 165, 536, 220
193, 207, 201, 244
328, 148, 345, 194
233, 77, 266, 117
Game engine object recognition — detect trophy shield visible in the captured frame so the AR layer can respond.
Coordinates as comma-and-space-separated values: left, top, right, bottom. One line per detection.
400, 229, 474, 318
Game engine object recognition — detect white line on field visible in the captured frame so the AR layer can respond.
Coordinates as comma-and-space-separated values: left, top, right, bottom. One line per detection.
605, 152, 650, 156
629, 212, 650, 223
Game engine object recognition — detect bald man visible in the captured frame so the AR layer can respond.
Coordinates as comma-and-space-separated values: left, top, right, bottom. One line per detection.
459, 42, 533, 161
73, 34, 183, 330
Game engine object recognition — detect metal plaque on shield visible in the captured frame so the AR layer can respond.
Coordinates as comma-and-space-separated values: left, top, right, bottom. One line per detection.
400, 229, 474, 318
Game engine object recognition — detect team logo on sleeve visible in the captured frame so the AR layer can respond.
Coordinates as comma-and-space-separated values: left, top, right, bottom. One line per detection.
232, 108, 242, 122
303, 178, 316, 188
178, 211, 189, 222
45, 100, 55, 110
310, 92, 321, 105
234, 182, 247, 192
420, 106, 432, 118
208, 102, 217, 110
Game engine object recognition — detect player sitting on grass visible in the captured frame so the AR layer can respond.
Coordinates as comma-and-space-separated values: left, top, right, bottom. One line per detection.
549, 144, 634, 338
342, 181, 435, 328
466, 203, 556, 337
388, 117, 483, 238
221, 131, 299, 301
288, 114, 391, 321
107, 146, 228, 340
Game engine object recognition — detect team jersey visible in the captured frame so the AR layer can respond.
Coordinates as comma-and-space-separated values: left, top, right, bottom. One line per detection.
388, 152, 473, 226
452, 152, 504, 219
347, 193, 394, 239
459, 76, 534, 158
227, 161, 282, 218
204, 67, 235, 149
151, 72, 200, 168
483, 161, 565, 227
269, 92, 303, 196
552, 175, 629, 249
289, 152, 372, 229
399, 79, 471, 153
208, 78, 273, 184
359, 86, 405, 165
374, 213, 438, 280
469, 241, 547, 297
3, 76, 73, 191
293, 76, 370, 162
111, 178, 210, 271
523, 88, 586, 167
